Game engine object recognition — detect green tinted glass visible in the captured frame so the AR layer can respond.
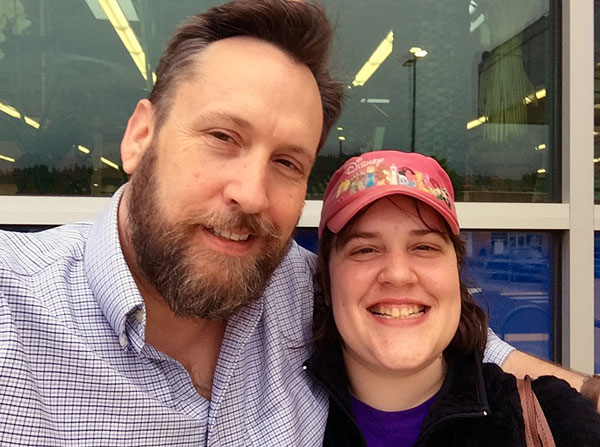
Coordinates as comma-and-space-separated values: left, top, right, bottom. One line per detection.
0, 1, 557, 201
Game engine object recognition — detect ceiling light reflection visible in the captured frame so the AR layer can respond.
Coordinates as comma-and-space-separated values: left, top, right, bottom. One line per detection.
101, 156, 120, 170
0, 101, 40, 129
352, 30, 394, 87
466, 115, 488, 130
0, 154, 15, 163
96, 0, 155, 82
523, 88, 547, 105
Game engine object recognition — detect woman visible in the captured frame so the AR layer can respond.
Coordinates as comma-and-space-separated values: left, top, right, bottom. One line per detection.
304, 150, 600, 446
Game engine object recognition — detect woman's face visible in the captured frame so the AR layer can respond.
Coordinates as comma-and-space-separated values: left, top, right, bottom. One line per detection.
328, 195, 461, 378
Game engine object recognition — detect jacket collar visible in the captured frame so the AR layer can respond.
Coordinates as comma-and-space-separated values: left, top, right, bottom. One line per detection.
304, 340, 490, 429
304, 339, 352, 412
419, 350, 490, 441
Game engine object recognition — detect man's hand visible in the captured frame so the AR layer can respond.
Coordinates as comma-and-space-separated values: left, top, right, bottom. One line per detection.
581, 375, 600, 412
502, 349, 600, 412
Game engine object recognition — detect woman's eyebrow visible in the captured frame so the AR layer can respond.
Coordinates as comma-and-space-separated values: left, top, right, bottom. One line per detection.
338, 231, 378, 248
409, 228, 451, 241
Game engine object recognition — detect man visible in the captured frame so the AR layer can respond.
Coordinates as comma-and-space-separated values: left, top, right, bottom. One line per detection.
0, 1, 597, 446
1, 1, 343, 445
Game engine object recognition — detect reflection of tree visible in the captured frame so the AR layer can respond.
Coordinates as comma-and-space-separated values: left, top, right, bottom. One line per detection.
14, 164, 93, 195
0, 0, 31, 60
306, 153, 465, 200
429, 155, 463, 198
307, 154, 352, 199
12, 112, 96, 195
7, 53, 140, 195
475, 0, 538, 142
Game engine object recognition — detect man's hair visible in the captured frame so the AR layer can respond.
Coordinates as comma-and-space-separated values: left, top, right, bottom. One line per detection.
313, 201, 488, 358
148, 0, 344, 150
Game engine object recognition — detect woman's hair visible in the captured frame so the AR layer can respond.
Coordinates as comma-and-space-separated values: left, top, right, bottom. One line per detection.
313, 199, 488, 358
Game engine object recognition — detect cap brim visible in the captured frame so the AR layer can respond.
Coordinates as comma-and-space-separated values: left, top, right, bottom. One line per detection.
326, 184, 459, 235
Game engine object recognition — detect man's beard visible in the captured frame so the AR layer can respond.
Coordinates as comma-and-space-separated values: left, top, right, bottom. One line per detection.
126, 144, 293, 319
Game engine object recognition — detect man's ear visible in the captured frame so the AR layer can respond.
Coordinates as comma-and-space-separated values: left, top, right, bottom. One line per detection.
121, 99, 155, 175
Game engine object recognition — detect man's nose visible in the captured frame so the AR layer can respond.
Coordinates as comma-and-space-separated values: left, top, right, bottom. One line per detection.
377, 252, 418, 286
223, 157, 269, 215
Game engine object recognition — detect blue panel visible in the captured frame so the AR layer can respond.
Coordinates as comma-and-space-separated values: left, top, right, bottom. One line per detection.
294, 228, 319, 254
295, 228, 554, 360
594, 233, 600, 373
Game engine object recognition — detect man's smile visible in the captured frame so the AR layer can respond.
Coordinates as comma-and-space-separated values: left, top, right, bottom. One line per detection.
207, 226, 252, 242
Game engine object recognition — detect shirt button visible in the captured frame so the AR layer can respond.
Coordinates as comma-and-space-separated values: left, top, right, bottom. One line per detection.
119, 334, 129, 348
134, 310, 144, 323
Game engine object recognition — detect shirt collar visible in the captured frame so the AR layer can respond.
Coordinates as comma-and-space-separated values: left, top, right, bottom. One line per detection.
84, 185, 145, 348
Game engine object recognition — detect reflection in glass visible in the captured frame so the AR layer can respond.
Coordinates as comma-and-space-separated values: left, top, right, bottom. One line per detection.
296, 228, 554, 360
310, 0, 556, 202
595, 1, 600, 203
0, 1, 555, 198
464, 230, 553, 360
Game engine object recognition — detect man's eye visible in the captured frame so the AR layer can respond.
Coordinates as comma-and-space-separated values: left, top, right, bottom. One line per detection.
210, 131, 233, 142
276, 158, 301, 172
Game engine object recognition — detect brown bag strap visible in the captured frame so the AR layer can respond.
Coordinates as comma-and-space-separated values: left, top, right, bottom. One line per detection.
516, 375, 556, 447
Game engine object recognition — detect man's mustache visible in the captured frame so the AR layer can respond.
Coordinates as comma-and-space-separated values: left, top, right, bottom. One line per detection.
179, 209, 281, 241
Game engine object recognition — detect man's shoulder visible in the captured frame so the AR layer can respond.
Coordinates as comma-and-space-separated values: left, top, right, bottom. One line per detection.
281, 241, 317, 275
259, 241, 318, 332
0, 223, 92, 277
265, 241, 317, 301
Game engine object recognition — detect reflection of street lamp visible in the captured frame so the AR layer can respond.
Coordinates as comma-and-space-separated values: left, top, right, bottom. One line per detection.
403, 47, 428, 152
338, 135, 346, 158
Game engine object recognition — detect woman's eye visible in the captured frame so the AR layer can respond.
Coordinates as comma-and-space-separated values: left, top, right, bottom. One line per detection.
417, 244, 434, 250
351, 246, 376, 256
414, 243, 442, 253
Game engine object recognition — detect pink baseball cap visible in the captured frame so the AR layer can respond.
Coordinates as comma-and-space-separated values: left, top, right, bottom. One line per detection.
318, 150, 459, 237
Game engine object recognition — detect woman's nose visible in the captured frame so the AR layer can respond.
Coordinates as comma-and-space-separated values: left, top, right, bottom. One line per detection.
377, 252, 418, 286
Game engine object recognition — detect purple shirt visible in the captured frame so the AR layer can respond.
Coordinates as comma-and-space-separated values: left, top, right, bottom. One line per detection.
350, 393, 437, 447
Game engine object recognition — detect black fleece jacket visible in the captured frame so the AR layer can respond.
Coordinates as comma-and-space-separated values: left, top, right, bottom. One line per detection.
303, 342, 600, 446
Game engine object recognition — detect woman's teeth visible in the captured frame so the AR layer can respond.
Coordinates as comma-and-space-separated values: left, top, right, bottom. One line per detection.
369, 304, 426, 319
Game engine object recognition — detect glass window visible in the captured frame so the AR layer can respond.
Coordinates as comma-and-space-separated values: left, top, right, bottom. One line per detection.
0, 0, 222, 196
0, 1, 556, 200
596, 0, 600, 204
309, 0, 558, 202
296, 228, 554, 360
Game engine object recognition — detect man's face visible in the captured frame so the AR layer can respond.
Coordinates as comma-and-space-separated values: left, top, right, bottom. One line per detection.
124, 36, 324, 318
